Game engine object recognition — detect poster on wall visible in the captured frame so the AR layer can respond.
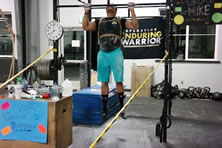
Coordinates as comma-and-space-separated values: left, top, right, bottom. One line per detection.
173, 0, 222, 25
0, 99, 48, 143
121, 17, 165, 59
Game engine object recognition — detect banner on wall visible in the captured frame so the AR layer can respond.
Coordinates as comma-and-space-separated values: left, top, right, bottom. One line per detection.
121, 17, 165, 59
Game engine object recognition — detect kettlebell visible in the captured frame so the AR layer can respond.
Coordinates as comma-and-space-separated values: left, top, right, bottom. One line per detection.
212, 92, 222, 101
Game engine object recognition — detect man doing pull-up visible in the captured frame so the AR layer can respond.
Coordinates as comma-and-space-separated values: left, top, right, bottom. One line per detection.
82, 2, 138, 119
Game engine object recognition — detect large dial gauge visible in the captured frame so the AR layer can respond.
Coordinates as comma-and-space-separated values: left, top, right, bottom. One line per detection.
45, 20, 63, 41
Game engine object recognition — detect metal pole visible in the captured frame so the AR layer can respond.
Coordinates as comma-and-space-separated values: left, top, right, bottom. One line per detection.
162, 58, 169, 143
160, 0, 171, 143
168, 0, 174, 116
128, 8, 130, 18
21, 0, 27, 78
53, 0, 59, 84
86, 0, 91, 87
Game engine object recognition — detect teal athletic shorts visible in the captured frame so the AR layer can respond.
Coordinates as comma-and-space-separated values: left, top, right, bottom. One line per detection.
97, 48, 124, 82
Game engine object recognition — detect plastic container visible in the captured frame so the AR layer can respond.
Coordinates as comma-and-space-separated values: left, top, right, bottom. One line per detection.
33, 81, 39, 90
50, 83, 62, 101
62, 79, 73, 97
16, 77, 22, 85
14, 77, 23, 99
7, 84, 14, 98
14, 85, 22, 99
38, 86, 50, 95
22, 78, 28, 91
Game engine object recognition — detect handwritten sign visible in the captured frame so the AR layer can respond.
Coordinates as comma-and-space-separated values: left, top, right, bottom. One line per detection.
173, 0, 222, 25
0, 99, 48, 143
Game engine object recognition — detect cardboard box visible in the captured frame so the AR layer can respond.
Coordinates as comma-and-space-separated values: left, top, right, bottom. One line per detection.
131, 64, 153, 97
91, 71, 97, 86
0, 97, 72, 148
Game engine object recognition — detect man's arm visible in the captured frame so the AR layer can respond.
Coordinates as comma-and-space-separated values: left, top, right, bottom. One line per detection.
82, 3, 96, 31
125, 2, 139, 30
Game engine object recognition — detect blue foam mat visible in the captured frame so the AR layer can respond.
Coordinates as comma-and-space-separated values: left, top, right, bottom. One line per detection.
72, 84, 120, 125
73, 92, 118, 110
73, 83, 116, 95
73, 103, 120, 125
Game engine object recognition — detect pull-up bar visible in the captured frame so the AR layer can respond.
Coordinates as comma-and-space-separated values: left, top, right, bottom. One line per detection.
57, 3, 166, 9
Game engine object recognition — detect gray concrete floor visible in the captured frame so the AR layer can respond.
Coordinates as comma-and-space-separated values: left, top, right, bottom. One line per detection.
71, 97, 222, 148
1, 88, 222, 148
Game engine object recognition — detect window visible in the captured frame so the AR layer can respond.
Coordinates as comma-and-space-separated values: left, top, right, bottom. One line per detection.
173, 24, 216, 61
186, 25, 216, 60
159, 8, 167, 17
159, 7, 216, 61
63, 30, 84, 60
173, 25, 186, 60
61, 28, 86, 87
0, 13, 12, 56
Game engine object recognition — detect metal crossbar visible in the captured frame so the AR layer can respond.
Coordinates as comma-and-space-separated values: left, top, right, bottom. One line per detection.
57, 3, 166, 9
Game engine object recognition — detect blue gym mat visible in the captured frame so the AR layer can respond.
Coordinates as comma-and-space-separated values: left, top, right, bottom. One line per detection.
72, 84, 120, 125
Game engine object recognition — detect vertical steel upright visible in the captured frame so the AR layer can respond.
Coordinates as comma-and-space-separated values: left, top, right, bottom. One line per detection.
53, 0, 59, 84
21, 0, 27, 78
160, 0, 171, 143
168, 0, 174, 116
86, 0, 92, 87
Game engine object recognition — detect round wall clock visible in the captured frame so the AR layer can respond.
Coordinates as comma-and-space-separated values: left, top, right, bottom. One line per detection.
45, 20, 63, 41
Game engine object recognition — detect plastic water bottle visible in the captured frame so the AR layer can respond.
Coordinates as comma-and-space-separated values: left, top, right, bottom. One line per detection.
33, 81, 39, 91
14, 77, 23, 99
22, 78, 28, 91
62, 79, 73, 97
16, 77, 22, 85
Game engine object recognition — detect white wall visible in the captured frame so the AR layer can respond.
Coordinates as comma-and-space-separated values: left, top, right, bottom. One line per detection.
0, 0, 14, 11
38, 0, 222, 92
39, 0, 53, 58
3, 0, 222, 92
59, 0, 84, 27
